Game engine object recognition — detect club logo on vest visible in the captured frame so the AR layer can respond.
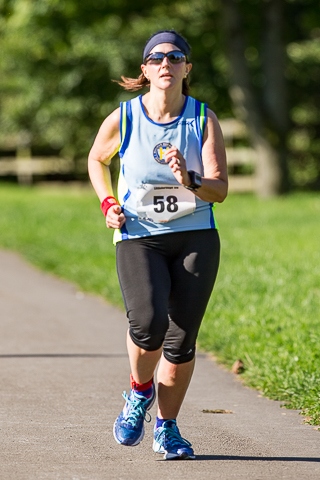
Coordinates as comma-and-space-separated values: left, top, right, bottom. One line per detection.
153, 142, 172, 164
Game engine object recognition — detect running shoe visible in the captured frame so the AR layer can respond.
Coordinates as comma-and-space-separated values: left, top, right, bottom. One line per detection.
153, 420, 196, 460
113, 386, 155, 446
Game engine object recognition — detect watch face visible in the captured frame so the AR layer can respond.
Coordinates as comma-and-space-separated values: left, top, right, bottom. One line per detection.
187, 170, 202, 190
194, 172, 202, 185
189, 171, 201, 187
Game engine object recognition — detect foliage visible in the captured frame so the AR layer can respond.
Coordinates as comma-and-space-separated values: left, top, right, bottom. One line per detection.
0, 0, 319, 187
284, 1, 320, 188
0, 0, 229, 159
0, 184, 319, 424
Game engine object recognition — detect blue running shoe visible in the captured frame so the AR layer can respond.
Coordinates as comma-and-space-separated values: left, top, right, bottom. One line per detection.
113, 386, 155, 446
153, 420, 195, 460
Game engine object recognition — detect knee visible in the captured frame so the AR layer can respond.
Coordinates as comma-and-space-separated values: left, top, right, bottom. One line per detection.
128, 307, 168, 351
163, 344, 196, 364
129, 328, 164, 351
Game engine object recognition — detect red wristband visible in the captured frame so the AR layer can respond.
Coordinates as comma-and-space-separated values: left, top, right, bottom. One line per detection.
100, 196, 119, 216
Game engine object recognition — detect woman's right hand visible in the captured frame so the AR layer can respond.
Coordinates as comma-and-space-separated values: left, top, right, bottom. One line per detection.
106, 205, 126, 229
165, 145, 191, 187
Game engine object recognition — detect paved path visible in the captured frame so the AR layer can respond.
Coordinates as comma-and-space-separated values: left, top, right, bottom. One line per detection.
0, 250, 319, 479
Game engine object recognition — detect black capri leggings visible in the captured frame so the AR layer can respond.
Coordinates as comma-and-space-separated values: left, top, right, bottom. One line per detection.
116, 229, 220, 364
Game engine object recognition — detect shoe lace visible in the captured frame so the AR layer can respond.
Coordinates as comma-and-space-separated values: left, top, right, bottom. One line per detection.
122, 391, 152, 427
155, 423, 192, 449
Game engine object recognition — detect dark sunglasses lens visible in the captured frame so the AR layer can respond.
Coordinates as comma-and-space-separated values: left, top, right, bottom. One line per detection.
167, 52, 186, 63
147, 53, 165, 64
146, 51, 186, 64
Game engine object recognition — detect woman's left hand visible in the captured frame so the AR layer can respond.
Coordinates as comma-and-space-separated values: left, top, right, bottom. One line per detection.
165, 146, 190, 187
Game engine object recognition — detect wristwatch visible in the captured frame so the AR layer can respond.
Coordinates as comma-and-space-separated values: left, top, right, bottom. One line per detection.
185, 170, 202, 192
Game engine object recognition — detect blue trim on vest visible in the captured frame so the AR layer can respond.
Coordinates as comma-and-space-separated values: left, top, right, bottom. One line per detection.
123, 189, 131, 203
202, 105, 208, 138
120, 222, 129, 240
119, 100, 132, 157
121, 163, 131, 205
209, 203, 215, 228
119, 102, 124, 150
195, 100, 200, 137
195, 100, 207, 151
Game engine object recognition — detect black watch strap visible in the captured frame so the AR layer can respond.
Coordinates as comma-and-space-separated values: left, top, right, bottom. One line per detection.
185, 170, 202, 191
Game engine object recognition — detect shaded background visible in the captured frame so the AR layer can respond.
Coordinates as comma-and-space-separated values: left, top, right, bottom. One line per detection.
0, 0, 319, 196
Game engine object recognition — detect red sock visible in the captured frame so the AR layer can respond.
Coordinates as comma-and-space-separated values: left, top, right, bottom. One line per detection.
130, 373, 153, 392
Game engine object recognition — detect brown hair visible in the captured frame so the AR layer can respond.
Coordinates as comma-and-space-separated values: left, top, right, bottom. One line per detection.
114, 73, 191, 96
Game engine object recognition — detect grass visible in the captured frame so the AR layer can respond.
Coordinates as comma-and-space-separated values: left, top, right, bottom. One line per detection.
0, 183, 319, 425
200, 190, 320, 426
0, 183, 121, 306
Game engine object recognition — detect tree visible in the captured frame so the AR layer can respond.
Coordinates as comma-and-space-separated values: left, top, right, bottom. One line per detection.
222, 0, 289, 196
220, 0, 320, 196
0, 0, 229, 160
0, 0, 319, 194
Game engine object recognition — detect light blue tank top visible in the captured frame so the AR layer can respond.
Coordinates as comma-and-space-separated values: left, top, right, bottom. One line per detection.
114, 95, 217, 243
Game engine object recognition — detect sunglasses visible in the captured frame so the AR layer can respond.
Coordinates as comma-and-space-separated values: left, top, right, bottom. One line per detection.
144, 50, 187, 65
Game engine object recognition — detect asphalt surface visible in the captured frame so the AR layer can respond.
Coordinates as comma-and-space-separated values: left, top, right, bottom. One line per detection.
0, 249, 319, 480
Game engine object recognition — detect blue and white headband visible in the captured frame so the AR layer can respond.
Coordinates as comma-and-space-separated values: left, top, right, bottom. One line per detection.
143, 31, 191, 62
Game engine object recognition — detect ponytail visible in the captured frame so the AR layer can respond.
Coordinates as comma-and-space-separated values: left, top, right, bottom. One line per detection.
113, 74, 190, 95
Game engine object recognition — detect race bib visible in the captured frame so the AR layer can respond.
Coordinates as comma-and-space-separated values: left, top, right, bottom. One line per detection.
136, 184, 196, 223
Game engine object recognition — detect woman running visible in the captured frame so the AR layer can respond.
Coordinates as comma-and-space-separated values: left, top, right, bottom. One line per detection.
88, 29, 228, 460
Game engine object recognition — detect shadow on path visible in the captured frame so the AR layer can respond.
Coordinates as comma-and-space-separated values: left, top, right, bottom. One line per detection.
0, 353, 128, 359
194, 455, 320, 462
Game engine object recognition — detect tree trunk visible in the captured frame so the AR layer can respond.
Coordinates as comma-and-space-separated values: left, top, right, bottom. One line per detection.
222, 0, 290, 197
261, 0, 291, 192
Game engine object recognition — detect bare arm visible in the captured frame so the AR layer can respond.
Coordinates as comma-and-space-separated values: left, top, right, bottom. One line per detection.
165, 109, 228, 203
88, 108, 120, 201
88, 108, 126, 229
197, 109, 228, 203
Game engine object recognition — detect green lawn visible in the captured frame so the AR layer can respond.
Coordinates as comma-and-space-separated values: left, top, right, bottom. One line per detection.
0, 184, 319, 425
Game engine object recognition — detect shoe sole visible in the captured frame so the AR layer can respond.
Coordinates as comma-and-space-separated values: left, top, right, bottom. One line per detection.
164, 452, 196, 460
153, 441, 195, 460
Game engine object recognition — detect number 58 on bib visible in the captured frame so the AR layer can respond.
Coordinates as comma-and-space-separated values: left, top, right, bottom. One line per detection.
136, 184, 196, 223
